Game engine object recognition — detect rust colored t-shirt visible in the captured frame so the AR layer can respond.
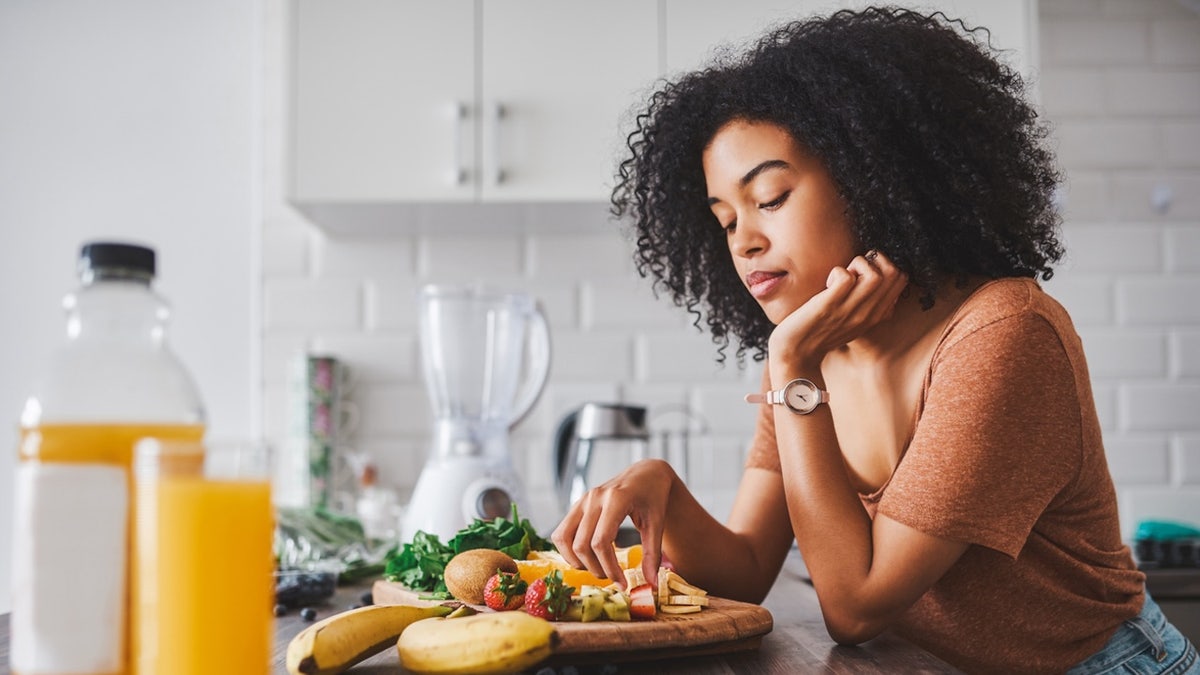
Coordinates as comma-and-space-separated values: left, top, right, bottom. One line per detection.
745, 278, 1145, 674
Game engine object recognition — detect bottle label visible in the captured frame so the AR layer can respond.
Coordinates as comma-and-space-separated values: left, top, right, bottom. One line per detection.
12, 462, 127, 674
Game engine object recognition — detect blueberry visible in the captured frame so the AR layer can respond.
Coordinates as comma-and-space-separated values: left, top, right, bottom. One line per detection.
359, 590, 374, 606
349, 603, 364, 610
300, 607, 318, 621
273, 603, 289, 617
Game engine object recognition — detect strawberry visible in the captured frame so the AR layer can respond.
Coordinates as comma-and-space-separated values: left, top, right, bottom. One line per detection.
482, 570, 527, 611
523, 569, 575, 621
628, 583, 656, 620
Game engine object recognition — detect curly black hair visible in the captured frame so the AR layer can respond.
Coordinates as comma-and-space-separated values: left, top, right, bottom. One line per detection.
611, 6, 1063, 363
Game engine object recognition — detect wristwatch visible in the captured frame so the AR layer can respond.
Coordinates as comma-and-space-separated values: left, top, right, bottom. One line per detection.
744, 378, 829, 415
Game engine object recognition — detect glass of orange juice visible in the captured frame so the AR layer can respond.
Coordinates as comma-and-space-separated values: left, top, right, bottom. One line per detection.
131, 438, 275, 675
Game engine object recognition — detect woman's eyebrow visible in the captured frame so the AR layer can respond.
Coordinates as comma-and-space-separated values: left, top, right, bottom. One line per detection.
707, 159, 792, 206
739, 159, 791, 187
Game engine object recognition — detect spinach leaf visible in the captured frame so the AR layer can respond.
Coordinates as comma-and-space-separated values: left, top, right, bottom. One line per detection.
384, 530, 453, 594
384, 504, 553, 593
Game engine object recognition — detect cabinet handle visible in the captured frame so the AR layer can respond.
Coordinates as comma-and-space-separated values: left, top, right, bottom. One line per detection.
492, 102, 507, 185
448, 102, 468, 186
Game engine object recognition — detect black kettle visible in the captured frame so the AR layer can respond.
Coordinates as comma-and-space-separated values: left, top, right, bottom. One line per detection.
553, 403, 650, 512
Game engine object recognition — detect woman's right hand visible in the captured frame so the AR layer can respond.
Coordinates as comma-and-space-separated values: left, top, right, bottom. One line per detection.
551, 458, 678, 588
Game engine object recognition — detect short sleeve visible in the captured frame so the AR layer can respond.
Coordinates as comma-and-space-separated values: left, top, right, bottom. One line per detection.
744, 367, 782, 473
878, 312, 1083, 558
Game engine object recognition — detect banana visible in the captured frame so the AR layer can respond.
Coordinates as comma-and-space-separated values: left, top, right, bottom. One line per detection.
397, 611, 559, 675
286, 603, 452, 675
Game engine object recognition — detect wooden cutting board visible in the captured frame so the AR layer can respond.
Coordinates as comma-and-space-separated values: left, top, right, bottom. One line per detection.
372, 581, 774, 665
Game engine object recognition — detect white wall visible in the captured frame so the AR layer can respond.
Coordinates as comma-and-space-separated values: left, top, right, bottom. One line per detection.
1039, 0, 1200, 532
0, 1, 261, 613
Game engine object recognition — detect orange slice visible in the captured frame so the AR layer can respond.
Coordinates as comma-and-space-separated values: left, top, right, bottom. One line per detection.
561, 567, 612, 590
514, 559, 558, 586
615, 544, 643, 571
515, 558, 613, 589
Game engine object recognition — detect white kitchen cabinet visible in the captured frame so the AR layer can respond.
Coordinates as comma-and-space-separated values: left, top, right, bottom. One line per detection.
292, 0, 476, 202
290, 0, 1035, 212
290, 0, 658, 203
664, 0, 1036, 86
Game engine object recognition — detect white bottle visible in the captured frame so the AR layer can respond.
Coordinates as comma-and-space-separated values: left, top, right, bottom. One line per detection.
11, 241, 205, 675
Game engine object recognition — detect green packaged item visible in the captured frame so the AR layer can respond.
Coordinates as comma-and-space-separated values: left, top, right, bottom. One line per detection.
1133, 519, 1200, 541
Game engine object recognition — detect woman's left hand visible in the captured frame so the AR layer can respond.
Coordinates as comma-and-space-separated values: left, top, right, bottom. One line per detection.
769, 250, 908, 371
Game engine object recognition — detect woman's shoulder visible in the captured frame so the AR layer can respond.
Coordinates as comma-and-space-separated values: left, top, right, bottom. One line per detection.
937, 277, 1075, 351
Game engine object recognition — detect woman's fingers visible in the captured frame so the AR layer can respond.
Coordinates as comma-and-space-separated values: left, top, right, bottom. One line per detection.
551, 506, 586, 569
637, 519, 663, 588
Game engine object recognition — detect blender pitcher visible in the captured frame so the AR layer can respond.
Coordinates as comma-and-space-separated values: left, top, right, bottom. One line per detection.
400, 285, 551, 542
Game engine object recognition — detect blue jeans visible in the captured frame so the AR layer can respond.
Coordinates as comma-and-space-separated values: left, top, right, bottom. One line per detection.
1067, 594, 1198, 674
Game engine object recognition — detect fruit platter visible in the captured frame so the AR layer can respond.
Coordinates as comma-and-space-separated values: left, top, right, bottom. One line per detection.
285, 507, 773, 674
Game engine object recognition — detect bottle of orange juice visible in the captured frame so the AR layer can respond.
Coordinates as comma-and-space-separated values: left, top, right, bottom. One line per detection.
11, 241, 205, 675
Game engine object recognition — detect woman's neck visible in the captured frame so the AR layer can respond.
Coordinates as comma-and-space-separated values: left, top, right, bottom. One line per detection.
839, 278, 982, 366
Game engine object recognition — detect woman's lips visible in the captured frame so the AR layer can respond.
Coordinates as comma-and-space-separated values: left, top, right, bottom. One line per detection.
746, 271, 786, 299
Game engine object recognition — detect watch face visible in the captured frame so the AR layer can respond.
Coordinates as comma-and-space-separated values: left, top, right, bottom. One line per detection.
784, 379, 821, 414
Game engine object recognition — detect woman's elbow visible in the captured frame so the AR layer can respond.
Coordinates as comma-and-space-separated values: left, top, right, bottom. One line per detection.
823, 610, 888, 646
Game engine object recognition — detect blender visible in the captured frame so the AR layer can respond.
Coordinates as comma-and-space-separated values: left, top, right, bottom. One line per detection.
400, 285, 551, 542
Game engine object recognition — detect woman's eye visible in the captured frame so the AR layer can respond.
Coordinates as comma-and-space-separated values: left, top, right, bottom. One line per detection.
758, 191, 790, 210
723, 220, 737, 233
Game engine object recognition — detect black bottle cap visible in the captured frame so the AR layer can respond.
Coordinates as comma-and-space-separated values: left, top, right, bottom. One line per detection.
79, 241, 156, 278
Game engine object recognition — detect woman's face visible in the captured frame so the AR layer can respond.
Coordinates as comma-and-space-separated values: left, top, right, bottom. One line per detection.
703, 119, 858, 324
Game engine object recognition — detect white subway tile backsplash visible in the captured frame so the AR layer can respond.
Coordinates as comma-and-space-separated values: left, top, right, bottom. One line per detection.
690, 383, 764, 436
262, 334, 312, 386
636, 331, 748, 383
1104, 435, 1171, 485
370, 280, 422, 331
530, 285, 579, 331
1040, 0, 1104, 18
315, 236, 415, 279
1100, 0, 1197, 19
1164, 227, 1200, 273
309, 334, 417, 384
1117, 277, 1200, 324
356, 383, 432, 436
528, 233, 634, 280
1053, 121, 1158, 169
1172, 331, 1200, 377
581, 275, 688, 330
1057, 172, 1113, 222
1106, 70, 1200, 116
1039, 69, 1106, 117
1162, 122, 1200, 169
265, 279, 362, 330
1079, 328, 1167, 377
416, 234, 523, 281
551, 331, 634, 380
1041, 18, 1149, 66
1177, 436, 1200, 485
1151, 18, 1200, 66
1094, 382, 1120, 432
1043, 276, 1114, 326
358, 437, 427, 493
1120, 382, 1200, 431
262, 222, 311, 277
1112, 173, 1200, 221
1061, 224, 1162, 273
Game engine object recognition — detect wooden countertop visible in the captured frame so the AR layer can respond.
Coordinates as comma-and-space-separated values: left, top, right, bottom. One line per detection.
0, 551, 961, 674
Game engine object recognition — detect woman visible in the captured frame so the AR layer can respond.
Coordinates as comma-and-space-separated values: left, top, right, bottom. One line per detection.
551, 7, 1197, 674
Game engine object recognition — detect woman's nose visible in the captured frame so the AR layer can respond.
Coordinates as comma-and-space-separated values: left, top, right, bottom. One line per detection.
729, 217, 766, 258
